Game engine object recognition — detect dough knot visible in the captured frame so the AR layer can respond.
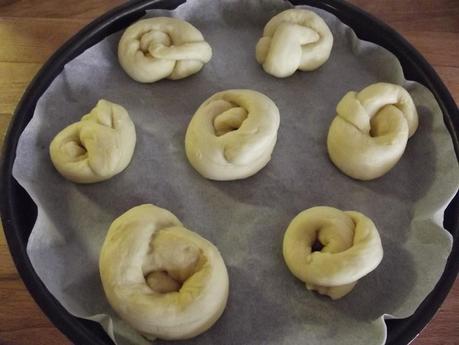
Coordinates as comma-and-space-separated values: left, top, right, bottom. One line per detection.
327, 82, 418, 180
283, 206, 383, 299
256, 9, 333, 78
49, 99, 136, 183
99, 204, 229, 340
185, 89, 280, 180
118, 17, 212, 83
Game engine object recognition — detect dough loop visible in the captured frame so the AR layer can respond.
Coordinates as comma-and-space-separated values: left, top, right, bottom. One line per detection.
99, 204, 229, 340
49, 99, 136, 183
256, 9, 333, 78
118, 17, 212, 83
283, 206, 383, 300
185, 89, 280, 180
327, 82, 418, 180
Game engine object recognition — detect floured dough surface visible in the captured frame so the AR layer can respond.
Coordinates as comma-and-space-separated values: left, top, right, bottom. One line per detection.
327, 82, 418, 180
283, 206, 383, 300
49, 99, 136, 183
185, 89, 280, 181
256, 9, 333, 78
118, 17, 212, 83
99, 204, 229, 340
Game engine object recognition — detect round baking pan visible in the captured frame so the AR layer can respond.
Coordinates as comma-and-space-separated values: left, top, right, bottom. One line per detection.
1, 0, 458, 344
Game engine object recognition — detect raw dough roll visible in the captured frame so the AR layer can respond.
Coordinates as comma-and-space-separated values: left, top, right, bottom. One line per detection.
327, 82, 418, 180
256, 9, 333, 78
283, 206, 383, 300
185, 89, 280, 180
49, 99, 136, 183
99, 204, 229, 340
118, 17, 212, 83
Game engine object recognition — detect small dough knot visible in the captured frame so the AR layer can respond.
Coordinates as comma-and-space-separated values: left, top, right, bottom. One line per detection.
99, 204, 229, 340
49, 99, 136, 183
256, 9, 333, 78
283, 206, 383, 300
185, 89, 280, 180
118, 17, 212, 83
327, 82, 418, 180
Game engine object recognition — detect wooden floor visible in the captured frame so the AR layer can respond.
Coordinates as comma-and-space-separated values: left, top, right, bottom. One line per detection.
0, 1, 458, 344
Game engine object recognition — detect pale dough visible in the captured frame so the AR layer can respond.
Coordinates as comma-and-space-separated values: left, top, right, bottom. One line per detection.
49, 99, 136, 183
118, 17, 212, 83
185, 89, 280, 180
256, 9, 333, 78
327, 82, 418, 180
283, 206, 383, 300
99, 204, 229, 340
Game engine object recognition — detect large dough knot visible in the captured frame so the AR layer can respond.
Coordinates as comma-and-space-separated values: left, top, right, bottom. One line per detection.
118, 17, 212, 83
99, 204, 229, 340
49, 99, 136, 183
327, 82, 418, 180
283, 206, 383, 300
185, 89, 280, 180
256, 9, 333, 78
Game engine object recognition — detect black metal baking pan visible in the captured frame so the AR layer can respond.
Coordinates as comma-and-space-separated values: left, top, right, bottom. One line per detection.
1, 0, 458, 344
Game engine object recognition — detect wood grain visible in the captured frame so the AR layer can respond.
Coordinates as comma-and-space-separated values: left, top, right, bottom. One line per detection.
0, 1, 457, 344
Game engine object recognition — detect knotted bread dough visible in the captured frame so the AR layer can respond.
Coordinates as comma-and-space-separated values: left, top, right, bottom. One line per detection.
118, 17, 212, 83
283, 206, 383, 300
99, 204, 229, 340
327, 82, 418, 180
49, 99, 136, 183
256, 9, 333, 78
185, 89, 280, 180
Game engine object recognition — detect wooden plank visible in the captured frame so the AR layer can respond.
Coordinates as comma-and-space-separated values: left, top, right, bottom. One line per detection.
0, 62, 41, 114
415, 280, 459, 345
0, 18, 90, 63
433, 66, 459, 102
0, 0, 125, 19
0, 327, 70, 345
349, 0, 459, 33
0, 1, 458, 345
0, 228, 70, 344
0, 227, 18, 278
0, 113, 12, 144
403, 31, 459, 68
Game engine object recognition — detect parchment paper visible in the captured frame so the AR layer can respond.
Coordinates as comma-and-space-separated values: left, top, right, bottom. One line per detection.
12, 1, 459, 344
